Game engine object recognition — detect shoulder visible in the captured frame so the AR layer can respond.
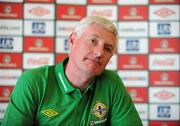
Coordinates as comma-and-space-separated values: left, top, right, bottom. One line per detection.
95, 69, 124, 90
22, 65, 55, 80
98, 69, 122, 83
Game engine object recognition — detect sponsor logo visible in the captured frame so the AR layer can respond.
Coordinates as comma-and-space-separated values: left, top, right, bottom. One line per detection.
118, 55, 147, 70
150, 71, 179, 86
154, 90, 175, 100
150, 38, 179, 53
56, 21, 78, 36
119, 6, 148, 20
87, 5, 117, 20
127, 88, 148, 103
150, 54, 179, 70
157, 23, 171, 35
0, 3, 22, 18
126, 39, 139, 51
0, 20, 22, 35
23, 53, 54, 69
92, 102, 108, 118
0, 86, 14, 102
118, 22, 148, 37
24, 37, 54, 52
0, 69, 22, 85
29, 7, 50, 17
32, 22, 45, 34
0, 53, 22, 68
154, 7, 175, 18
56, 37, 69, 53
42, 109, 58, 117
157, 105, 171, 118
88, 0, 117, 4
118, 71, 148, 87
0, 37, 13, 50
56, 5, 86, 20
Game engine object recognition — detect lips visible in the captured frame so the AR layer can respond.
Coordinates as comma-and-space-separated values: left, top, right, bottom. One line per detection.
86, 58, 102, 66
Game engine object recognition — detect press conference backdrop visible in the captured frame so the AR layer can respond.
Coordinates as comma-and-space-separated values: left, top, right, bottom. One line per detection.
0, 0, 179, 125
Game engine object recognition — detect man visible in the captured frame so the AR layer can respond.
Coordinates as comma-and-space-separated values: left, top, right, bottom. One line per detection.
1, 16, 142, 126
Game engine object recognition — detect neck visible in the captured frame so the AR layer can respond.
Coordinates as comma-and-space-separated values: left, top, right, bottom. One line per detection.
65, 61, 94, 91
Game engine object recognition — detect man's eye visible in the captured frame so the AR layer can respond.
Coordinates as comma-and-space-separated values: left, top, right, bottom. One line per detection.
105, 47, 112, 53
89, 39, 97, 44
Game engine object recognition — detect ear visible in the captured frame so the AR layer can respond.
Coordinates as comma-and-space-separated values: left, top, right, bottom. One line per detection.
68, 32, 77, 48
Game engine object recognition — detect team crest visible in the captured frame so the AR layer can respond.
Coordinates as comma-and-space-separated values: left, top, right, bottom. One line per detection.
92, 102, 108, 118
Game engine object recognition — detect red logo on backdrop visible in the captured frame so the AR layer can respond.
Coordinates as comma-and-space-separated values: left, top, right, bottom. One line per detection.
152, 58, 175, 66
0, 86, 14, 102
150, 38, 180, 53
56, 54, 68, 64
27, 57, 49, 66
150, 71, 180, 86
88, 0, 117, 4
149, 0, 180, 4
25, 0, 54, 2
0, 53, 22, 68
154, 90, 175, 100
29, 7, 50, 17
118, 6, 148, 21
127, 88, 148, 103
154, 7, 175, 18
118, 55, 147, 70
24, 37, 54, 52
56, 5, 86, 20
149, 121, 180, 126
0, 3, 22, 18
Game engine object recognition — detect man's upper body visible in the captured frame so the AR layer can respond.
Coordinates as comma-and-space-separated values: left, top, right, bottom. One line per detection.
1, 16, 143, 126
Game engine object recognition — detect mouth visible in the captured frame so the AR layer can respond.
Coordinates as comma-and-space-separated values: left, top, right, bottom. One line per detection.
86, 58, 102, 66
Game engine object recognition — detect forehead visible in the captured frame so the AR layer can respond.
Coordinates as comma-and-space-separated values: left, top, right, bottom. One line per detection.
82, 24, 116, 45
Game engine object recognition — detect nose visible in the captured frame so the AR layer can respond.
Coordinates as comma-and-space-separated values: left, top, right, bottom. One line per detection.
94, 46, 104, 58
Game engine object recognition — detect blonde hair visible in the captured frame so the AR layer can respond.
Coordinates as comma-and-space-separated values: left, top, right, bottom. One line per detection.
74, 16, 118, 47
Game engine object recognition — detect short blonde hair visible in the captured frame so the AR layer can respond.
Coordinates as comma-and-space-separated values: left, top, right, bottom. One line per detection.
74, 16, 118, 47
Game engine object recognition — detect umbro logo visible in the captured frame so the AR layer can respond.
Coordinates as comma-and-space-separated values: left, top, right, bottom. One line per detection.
42, 109, 58, 117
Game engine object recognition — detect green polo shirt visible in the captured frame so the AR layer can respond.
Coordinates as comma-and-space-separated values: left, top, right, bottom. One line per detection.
1, 58, 142, 126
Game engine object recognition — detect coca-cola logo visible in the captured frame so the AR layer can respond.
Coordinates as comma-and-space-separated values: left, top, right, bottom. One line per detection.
90, 9, 112, 17
153, 58, 175, 66
27, 57, 49, 65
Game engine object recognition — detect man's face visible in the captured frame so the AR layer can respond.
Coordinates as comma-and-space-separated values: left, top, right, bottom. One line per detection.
69, 24, 116, 76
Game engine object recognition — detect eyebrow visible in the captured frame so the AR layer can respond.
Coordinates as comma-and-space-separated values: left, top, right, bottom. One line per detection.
90, 34, 114, 48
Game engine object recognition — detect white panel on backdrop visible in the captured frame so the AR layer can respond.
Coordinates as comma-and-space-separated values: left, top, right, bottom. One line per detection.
0, 69, 22, 85
56, 0, 86, 4
150, 104, 180, 120
149, 87, 180, 103
118, 38, 148, 54
23, 53, 54, 69
0, 36, 22, 52
24, 20, 54, 36
0, 103, 8, 119
118, 70, 148, 87
149, 54, 180, 70
24, 3, 55, 19
118, 22, 148, 37
0, 19, 22, 35
87, 5, 117, 21
150, 22, 180, 37
56, 37, 69, 53
134, 103, 148, 120
150, 5, 180, 20
106, 54, 117, 70
56, 21, 78, 37
118, 0, 148, 5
